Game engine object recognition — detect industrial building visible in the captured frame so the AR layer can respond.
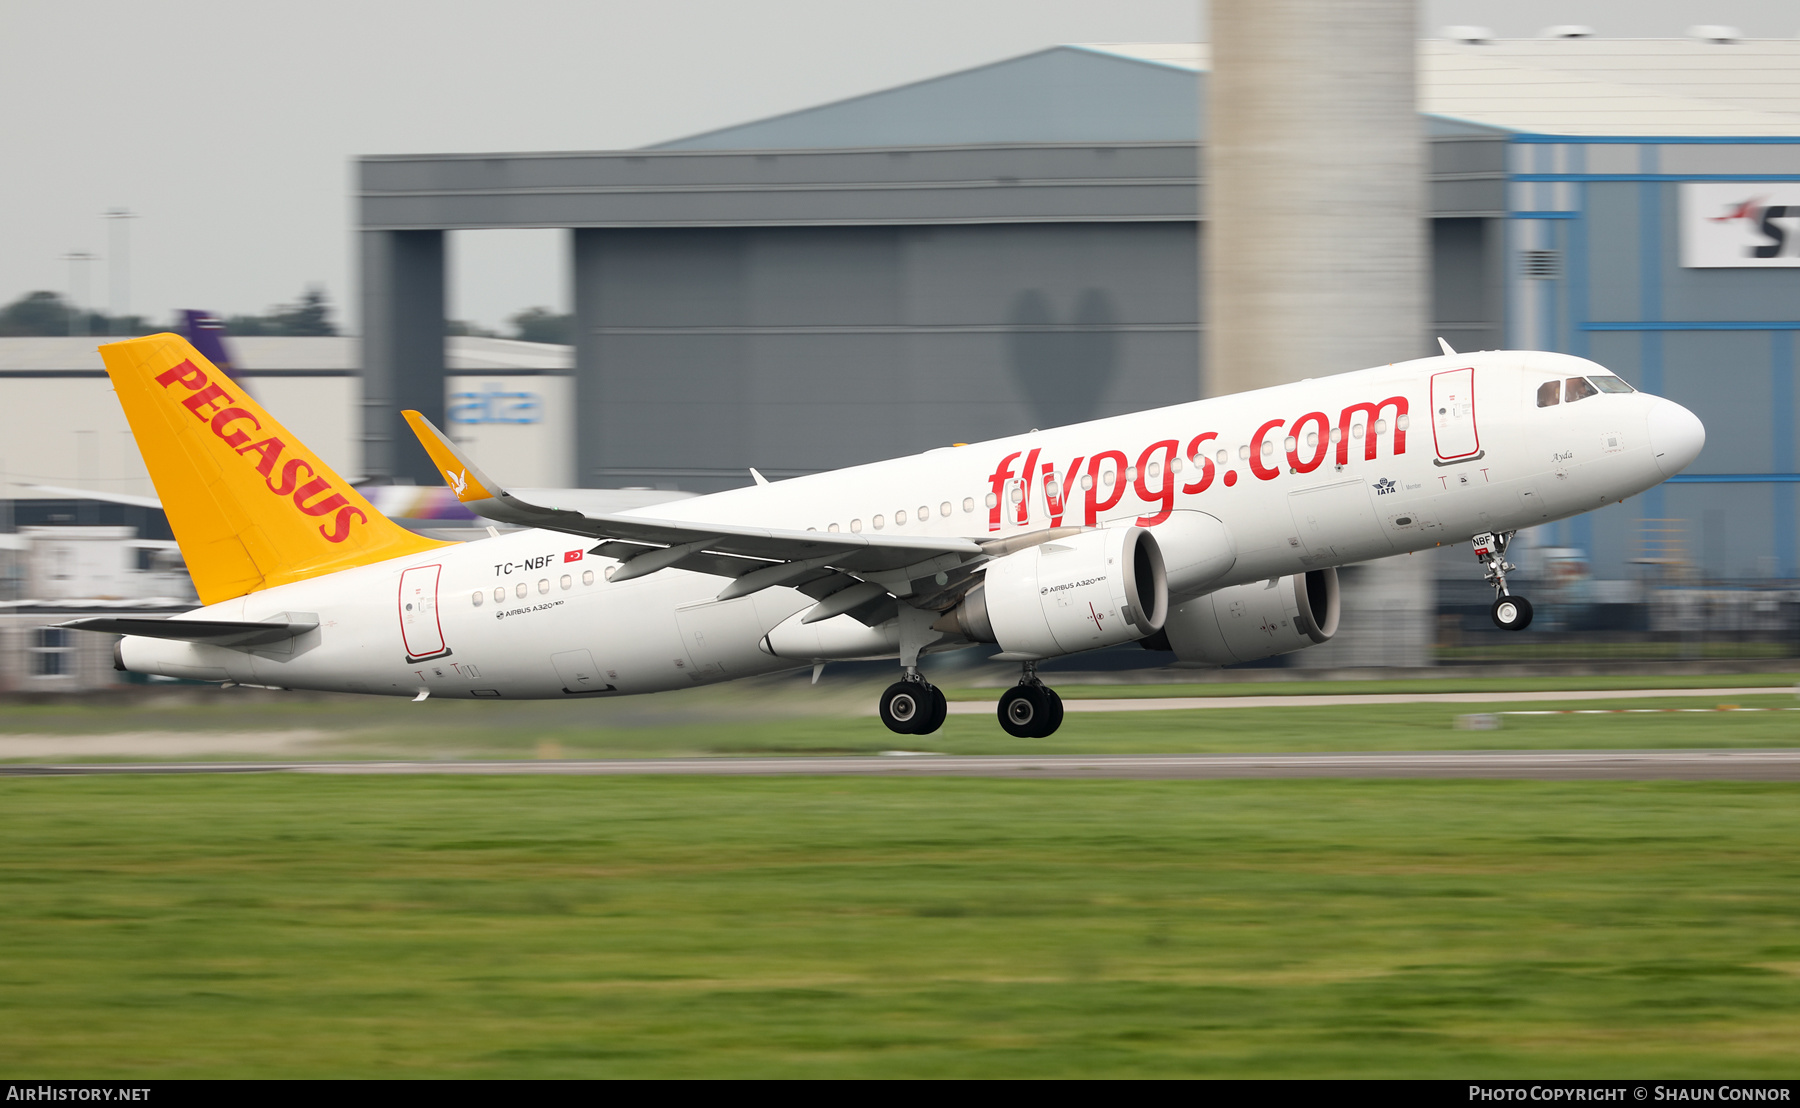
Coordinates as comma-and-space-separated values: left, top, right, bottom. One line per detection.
354, 35, 1800, 581
5, 34, 1800, 691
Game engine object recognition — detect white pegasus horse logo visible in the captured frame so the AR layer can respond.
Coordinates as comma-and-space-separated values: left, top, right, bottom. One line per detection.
445, 468, 468, 496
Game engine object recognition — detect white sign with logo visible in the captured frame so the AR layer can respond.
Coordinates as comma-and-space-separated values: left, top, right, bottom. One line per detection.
1681, 182, 1800, 267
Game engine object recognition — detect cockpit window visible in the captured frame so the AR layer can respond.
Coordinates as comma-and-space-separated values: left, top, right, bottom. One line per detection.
1588, 375, 1634, 394
1536, 381, 1560, 407
1564, 376, 1598, 403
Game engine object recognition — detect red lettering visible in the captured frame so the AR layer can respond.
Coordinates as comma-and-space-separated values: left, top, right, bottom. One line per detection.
987, 451, 1021, 532
1181, 432, 1218, 494
154, 360, 207, 390
180, 382, 234, 421
209, 407, 261, 449
267, 458, 312, 497
1044, 456, 1084, 526
1015, 448, 1041, 526
1133, 440, 1179, 526
237, 436, 286, 477
1083, 451, 1127, 526
293, 480, 347, 518
1336, 397, 1409, 465
320, 505, 365, 543
1287, 411, 1331, 474
1249, 419, 1285, 481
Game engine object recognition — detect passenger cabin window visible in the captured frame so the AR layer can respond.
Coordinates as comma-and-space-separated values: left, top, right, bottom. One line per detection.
1589, 375, 1634, 394
1537, 381, 1560, 407
1564, 377, 1598, 403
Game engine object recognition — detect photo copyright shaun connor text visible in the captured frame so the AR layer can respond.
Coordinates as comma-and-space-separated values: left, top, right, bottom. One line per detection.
1471, 1087, 1792, 1103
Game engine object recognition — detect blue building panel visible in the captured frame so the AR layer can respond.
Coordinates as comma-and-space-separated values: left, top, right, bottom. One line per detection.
1506, 137, 1800, 579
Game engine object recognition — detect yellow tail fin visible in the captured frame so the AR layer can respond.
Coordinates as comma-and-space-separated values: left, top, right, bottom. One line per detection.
100, 333, 447, 605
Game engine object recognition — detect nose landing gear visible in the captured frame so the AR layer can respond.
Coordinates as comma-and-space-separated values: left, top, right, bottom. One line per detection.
997, 662, 1065, 738
1473, 530, 1534, 631
879, 671, 948, 736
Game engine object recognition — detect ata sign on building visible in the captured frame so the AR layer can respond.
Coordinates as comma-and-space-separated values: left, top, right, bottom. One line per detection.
1681, 182, 1800, 267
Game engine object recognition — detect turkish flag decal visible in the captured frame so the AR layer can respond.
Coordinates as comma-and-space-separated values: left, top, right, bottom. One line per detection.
564, 550, 583, 563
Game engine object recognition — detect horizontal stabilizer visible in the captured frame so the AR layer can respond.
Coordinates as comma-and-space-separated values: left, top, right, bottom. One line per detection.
60, 617, 318, 648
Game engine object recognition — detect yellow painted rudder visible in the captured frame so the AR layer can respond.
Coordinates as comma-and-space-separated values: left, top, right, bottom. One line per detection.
100, 333, 447, 604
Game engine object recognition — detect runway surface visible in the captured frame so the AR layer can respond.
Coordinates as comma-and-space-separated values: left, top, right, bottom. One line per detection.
7, 749, 1800, 780
946, 686, 1798, 714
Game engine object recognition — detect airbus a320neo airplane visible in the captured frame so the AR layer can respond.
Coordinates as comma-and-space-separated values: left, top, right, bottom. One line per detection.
66, 334, 1703, 738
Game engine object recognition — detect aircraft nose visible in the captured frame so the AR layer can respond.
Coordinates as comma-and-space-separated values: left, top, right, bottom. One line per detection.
1647, 398, 1705, 477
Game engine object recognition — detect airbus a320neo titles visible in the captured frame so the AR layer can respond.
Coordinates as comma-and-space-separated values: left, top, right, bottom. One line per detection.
66, 334, 1703, 737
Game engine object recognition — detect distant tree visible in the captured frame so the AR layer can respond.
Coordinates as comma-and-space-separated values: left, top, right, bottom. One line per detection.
272, 286, 336, 336
509, 307, 573, 345
0, 291, 159, 337
447, 319, 499, 338
225, 286, 339, 337
0, 291, 73, 336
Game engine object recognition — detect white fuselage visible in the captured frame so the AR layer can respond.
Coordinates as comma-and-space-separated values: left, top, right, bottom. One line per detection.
121, 351, 1700, 697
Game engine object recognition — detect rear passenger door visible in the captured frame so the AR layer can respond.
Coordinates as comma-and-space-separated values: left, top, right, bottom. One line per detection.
399, 564, 451, 662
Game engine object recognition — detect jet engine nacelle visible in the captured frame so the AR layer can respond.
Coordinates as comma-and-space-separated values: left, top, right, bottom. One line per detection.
1158, 568, 1340, 666
948, 526, 1167, 659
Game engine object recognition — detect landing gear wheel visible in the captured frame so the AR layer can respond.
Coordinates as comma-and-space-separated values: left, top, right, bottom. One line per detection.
998, 684, 1063, 738
880, 681, 932, 735
1490, 595, 1534, 631
914, 685, 949, 736
997, 685, 1047, 738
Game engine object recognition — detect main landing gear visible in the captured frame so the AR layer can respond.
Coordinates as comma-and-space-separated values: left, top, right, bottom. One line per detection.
1473, 530, 1534, 631
874, 664, 1066, 738
996, 662, 1064, 739
872, 605, 1063, 738
879, 672, 948, 736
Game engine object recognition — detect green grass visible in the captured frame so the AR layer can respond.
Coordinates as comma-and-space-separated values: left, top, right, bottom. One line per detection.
1433, 641, 1793, 662
1, 776, 1797, 1077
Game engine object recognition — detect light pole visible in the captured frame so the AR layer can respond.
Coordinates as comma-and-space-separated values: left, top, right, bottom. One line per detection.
105, 208, 137, 334
61, 251, 98, 337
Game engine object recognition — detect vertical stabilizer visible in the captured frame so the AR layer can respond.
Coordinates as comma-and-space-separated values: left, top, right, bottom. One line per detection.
100, 333, 447, 604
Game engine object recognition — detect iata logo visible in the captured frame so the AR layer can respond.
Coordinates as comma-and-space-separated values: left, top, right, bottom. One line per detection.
154, 359, 366, 543
1374, 478, 1397, 495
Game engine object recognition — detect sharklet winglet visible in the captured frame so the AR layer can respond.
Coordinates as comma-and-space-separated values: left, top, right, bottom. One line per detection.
401, 410, 502, 504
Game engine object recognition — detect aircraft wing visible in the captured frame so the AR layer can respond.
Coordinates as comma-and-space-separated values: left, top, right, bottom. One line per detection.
401, 411, 983, 609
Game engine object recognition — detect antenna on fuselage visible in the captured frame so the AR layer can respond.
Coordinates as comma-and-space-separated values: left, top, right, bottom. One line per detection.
1438, 337, 1457, 356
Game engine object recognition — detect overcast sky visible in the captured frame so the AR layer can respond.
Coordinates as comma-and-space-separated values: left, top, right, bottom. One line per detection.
2, 0, 1795, 335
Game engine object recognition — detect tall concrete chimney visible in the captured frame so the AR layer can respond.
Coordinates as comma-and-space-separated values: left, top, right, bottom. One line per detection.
1206, 0, 1425, 393
1206, 0, 1433, 669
